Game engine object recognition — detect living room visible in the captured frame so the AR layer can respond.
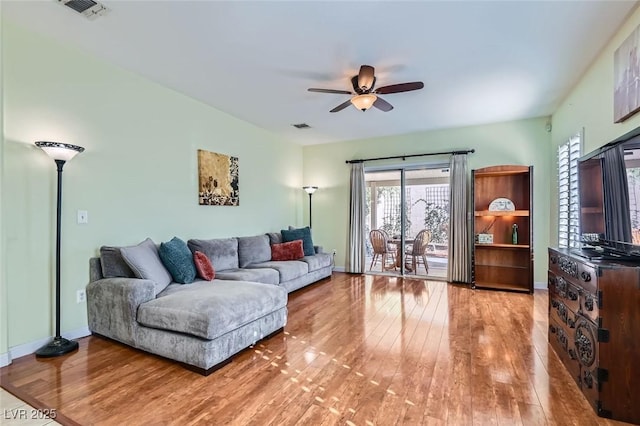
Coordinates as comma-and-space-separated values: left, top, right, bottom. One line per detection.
2, 1, 640, 425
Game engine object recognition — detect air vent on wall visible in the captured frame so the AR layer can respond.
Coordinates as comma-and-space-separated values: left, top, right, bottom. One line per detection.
58, 0, 110, 20
292, 123, 311, 129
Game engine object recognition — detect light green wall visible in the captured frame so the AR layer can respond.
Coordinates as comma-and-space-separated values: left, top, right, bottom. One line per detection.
302, 117, 551, 284
551, 5, 640, 246
2, 22, 303, 348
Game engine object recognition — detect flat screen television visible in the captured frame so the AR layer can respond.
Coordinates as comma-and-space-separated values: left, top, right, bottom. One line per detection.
577, 127, 640, 260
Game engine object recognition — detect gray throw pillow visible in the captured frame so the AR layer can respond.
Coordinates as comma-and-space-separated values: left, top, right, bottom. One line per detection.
100, 246, 135, 278
238, 234, 271, 268
120, 238, 172, 294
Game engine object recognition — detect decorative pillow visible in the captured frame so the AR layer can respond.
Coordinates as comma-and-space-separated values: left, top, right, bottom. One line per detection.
271, 240, 305, 261
120, 238, 173, 294
158, 237, 197, 284
267, 232, 283, 245
187, 238, 239, 271
238, 234, 271, 268
194, 251, 215, 281
99, 246, 135, 278
281, 227, 315, 256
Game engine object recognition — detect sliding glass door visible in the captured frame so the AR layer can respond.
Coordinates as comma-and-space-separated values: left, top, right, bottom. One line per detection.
364, 165, 449, 279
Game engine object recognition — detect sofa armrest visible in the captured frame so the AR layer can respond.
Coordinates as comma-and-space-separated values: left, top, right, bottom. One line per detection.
314, 245, 324, 254
86, 278, 156, 346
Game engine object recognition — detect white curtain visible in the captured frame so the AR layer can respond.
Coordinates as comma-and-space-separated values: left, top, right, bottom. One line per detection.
347, 162, 365, 273
447, 154, 471, 283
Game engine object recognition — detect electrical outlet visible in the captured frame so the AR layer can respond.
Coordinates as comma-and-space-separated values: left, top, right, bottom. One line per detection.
76, 289, 86, 304
77, 210, 88, 224
332, 249, 337, 256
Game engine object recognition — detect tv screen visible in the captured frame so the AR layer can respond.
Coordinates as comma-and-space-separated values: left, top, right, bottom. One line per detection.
578, 128, 640, 258
578, 155, 605, 243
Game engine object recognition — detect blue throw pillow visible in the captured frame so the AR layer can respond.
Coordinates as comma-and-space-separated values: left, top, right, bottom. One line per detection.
281, 227, 315, 256
159, 237, 197, 284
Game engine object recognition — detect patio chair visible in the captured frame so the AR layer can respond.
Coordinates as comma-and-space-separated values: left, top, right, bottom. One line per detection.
369, 229, 396, 271
404, 229, 431, 274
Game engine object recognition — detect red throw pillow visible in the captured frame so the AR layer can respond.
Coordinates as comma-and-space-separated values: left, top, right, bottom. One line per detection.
271, 240, 305, 261
193, 251, 215, 281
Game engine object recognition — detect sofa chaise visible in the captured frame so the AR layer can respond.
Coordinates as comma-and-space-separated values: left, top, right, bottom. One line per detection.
86, 231, 332, 374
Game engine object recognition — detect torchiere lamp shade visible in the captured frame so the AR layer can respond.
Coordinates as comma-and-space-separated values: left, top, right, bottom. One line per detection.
302, 186, 318, 228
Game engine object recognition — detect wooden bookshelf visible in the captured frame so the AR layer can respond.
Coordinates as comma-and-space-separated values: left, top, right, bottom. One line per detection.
472, 165, 533, 293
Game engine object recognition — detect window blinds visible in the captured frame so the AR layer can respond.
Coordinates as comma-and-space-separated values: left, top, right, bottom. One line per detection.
558, 132, 582, 248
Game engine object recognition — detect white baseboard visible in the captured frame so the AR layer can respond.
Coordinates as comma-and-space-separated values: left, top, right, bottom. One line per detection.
2, 326, 91, 366
534, 281, 547, 290
333, 266, 346, 272
0, 352, 9, 368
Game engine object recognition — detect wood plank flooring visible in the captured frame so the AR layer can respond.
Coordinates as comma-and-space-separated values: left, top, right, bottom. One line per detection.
0, 273, 630, 425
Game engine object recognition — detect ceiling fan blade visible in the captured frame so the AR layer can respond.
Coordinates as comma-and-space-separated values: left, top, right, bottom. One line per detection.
375, 81, 424, 94
373, 97, 394, 112
308, 88, 353, 95
358, 65, 375, 90
330, 99, 353, 113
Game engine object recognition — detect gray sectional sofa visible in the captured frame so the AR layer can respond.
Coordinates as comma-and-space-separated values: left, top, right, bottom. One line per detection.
86, 232, 332, 375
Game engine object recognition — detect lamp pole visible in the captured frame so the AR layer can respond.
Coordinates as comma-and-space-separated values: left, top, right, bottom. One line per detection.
35, 141, 84, 358
302, 186, 318, 228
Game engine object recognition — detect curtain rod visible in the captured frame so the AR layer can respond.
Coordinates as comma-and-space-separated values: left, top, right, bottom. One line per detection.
344, 149, 475, 164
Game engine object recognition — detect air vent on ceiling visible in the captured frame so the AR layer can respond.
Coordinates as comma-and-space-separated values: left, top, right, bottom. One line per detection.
58, 0, 110, 20
292, 123, 311, 129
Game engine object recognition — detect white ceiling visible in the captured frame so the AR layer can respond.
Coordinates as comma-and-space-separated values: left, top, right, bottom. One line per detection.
3, 1, 637, 145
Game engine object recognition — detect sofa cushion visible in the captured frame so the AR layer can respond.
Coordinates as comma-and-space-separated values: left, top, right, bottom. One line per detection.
120, 238, 172, 294
215, 268, 279, 285
281, 227, 315, 256
138, 280, 287, 340
99, 246, 135, 278
271, 240, 304, 261
266, 232, 283, 245
301, 253, 333, 272
194, 251, 215, 281
237, 234, 271, 268
158, 237, 197, 284
188, 238, 239, 271
246, 261, 309, 283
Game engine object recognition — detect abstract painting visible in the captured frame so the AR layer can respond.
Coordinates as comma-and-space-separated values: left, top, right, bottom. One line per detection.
614, 24, 640, 123
197, 149, 239, 206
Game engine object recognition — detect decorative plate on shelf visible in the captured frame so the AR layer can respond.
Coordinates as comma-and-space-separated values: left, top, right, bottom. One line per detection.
488, 197, 515, 211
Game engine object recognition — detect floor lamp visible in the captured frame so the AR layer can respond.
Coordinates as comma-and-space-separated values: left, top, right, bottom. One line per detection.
302, 186, 318, 228
35, 141, 84, 358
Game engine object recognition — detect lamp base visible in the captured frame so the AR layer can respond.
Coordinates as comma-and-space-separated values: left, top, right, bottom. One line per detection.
35, 337, 79, 358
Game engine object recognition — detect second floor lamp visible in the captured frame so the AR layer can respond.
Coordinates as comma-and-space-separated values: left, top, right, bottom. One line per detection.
302, 186, 318, 228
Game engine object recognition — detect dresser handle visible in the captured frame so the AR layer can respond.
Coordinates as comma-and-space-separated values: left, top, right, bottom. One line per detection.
567, 289, 578, 301
569, 348, 577, 360
581, 271, 592, 282
585, 298, 594, 311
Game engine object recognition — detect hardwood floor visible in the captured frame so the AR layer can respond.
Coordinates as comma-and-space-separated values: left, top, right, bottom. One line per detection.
0, 273, 629, 425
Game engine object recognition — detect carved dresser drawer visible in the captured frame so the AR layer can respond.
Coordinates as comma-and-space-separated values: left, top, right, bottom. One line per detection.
548, 247, 640, 424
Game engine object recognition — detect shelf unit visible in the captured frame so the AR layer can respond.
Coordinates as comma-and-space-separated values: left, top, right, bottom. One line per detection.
472, 165, 533, 293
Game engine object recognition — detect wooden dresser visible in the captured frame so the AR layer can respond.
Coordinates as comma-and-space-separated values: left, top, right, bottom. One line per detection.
548, 247, 640, 424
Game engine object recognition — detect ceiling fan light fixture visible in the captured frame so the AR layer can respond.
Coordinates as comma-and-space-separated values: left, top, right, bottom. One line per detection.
351, 94, 377, 111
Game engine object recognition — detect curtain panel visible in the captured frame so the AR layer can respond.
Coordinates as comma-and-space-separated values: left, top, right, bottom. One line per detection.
447, 154, 471, 283
347, 163, 366, 273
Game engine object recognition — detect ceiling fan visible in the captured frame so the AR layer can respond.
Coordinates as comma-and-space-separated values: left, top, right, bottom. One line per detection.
307, 65, 424, 113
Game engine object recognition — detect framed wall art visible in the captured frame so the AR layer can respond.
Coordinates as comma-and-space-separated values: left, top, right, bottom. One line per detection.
614, 25, 640, 123
197, 149, 239, 206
